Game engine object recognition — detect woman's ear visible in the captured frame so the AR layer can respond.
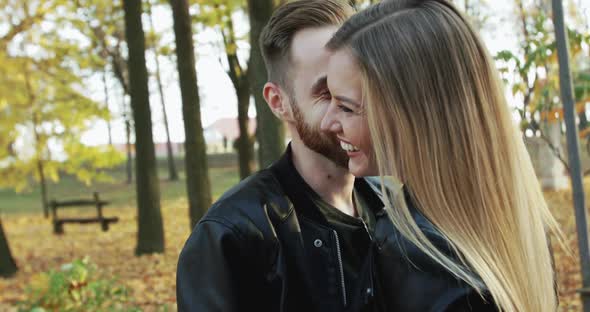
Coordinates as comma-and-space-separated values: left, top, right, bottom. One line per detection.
263, 82, 293, 121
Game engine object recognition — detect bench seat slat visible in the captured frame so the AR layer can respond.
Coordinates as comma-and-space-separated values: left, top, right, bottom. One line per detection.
51, 200, 110, 207
55, 217, 119, 224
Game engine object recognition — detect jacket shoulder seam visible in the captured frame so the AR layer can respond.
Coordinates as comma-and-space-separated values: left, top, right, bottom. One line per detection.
198, 216, 248, 242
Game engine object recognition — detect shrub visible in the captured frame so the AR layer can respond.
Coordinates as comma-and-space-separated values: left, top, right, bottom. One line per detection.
18, 257, 140, 312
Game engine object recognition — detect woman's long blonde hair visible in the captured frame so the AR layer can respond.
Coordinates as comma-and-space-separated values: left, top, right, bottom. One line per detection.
328, 1, 562, 311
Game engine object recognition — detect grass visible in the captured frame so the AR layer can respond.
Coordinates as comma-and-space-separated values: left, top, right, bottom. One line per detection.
0, 155, 244, 215
0, 153, 587, 311
0, 153, 249, 310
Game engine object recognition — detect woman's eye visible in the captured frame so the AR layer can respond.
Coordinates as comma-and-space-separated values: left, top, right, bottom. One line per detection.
338, 105, 354, 113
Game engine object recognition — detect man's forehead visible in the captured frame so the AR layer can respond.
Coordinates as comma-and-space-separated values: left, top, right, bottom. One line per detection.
311, 76, 328, 93
290, 26, 338, 66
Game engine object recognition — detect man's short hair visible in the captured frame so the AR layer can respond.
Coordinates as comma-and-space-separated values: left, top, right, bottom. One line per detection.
259, 0, 354, 89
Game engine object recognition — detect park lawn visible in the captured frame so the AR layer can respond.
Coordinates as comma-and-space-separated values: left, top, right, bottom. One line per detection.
0, 158, 242, 311
0, 166, 587, 311
0, 160, 240, 215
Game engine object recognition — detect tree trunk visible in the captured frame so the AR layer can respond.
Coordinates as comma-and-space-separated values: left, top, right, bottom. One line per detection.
538, 122, 569, 190
221, 15, 254, 179
111, 46, 133, 185
37, 159, 49, 218
552, 0, 590, 309
123, 0, 165, 255
103, 70, 113, 146
0, 218, 17, 277
122, 92, 133, 184
25, 68, 49, 218
516, 0, 538, 124
579, 111, 589, 131
32, 114, 49, 218
170, 0, 212, 229
125, 114, 133, 184
247, 0, 285, 169
147, 0, 178, 181
155, 59, 178, 181
236, 85, 255, 179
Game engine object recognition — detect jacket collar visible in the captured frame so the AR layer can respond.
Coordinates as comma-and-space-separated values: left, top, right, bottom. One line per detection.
269, 144, 384, 224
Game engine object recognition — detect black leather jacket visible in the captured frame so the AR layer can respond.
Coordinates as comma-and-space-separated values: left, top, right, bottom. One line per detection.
176, 149, 496, 312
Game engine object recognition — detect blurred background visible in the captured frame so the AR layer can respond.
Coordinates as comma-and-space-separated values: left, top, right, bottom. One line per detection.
0, 0, 589, 311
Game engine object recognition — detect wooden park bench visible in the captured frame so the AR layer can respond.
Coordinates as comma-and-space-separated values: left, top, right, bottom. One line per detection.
50, 192, 119, 234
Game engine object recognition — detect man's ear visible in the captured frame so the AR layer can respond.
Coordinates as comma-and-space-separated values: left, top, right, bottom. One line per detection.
263, 82, 293, 121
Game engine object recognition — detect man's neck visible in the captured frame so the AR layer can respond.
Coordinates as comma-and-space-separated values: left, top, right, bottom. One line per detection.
290, 140, 357, 216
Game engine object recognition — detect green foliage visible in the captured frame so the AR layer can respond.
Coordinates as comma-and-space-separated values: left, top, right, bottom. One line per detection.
18, 257, 139, 312
191, 0, 247, 53
493, 4, 590, 130
576, 71, 590, 101
191, 0, 246, 26
70, 0, 129, 91
0, 0, 125, 194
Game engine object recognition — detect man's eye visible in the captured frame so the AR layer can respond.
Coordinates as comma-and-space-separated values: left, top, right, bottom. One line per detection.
321, 91, 332, 99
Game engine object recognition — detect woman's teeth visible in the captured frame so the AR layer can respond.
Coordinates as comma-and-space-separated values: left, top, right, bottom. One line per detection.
340, 141, 359, 152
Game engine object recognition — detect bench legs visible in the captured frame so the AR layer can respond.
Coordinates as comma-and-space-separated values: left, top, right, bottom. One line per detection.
101, 220, 109, 232
53, 221, 64, 235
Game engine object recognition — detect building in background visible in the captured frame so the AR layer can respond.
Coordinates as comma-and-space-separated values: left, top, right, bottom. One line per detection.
110, 117, 257, 156
203, 118, 257, 154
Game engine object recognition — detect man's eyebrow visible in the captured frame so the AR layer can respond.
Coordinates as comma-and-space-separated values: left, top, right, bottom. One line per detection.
334, 95, 361, 107
310, 76, 328, 94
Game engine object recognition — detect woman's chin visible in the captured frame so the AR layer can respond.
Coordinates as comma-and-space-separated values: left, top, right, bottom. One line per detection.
348, 160, 378, 177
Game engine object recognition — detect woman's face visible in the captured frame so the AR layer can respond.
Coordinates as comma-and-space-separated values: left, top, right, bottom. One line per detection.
321, 49, 377, 176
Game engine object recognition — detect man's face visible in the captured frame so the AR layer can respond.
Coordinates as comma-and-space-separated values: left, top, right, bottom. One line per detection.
286, 26, 348, 167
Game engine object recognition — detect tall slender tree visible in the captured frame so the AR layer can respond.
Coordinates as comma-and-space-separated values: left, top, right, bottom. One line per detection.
122, 90, 134, 184
74, 0, 135, 183
25, 65, 49, 218
247, 0, 285, 168
170, 0, 212, 228
552, 1, 590, 310
146, 0, 178, 181
198, 1, 255, 179
102, 69, 113, 146
223, 16, 256, 179
123, 0, 165, 254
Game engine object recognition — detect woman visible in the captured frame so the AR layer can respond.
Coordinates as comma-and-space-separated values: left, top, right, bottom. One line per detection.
321, 0, 562, 311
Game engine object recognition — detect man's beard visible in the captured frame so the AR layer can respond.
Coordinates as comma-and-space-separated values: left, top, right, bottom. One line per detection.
291, 100, 349, 168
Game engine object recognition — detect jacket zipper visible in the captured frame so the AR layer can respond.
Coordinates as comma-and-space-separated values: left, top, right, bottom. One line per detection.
360, 219, 373, 242
333, 230, 347, 307
360, 218, 376, 305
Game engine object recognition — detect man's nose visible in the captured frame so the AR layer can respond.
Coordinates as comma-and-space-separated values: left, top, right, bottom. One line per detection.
320, 103, 340, 133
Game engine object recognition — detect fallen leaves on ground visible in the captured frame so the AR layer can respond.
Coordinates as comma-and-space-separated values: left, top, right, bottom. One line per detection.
544, 186, 586, 312
0, 186, 588, 311
0, 198, 190, 311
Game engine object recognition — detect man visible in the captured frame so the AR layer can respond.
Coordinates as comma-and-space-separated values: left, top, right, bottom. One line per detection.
177, 1, 380, 311
176, 1, 491, 311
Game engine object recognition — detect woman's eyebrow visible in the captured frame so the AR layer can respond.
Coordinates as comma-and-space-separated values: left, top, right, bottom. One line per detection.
334, 95, 361, 107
